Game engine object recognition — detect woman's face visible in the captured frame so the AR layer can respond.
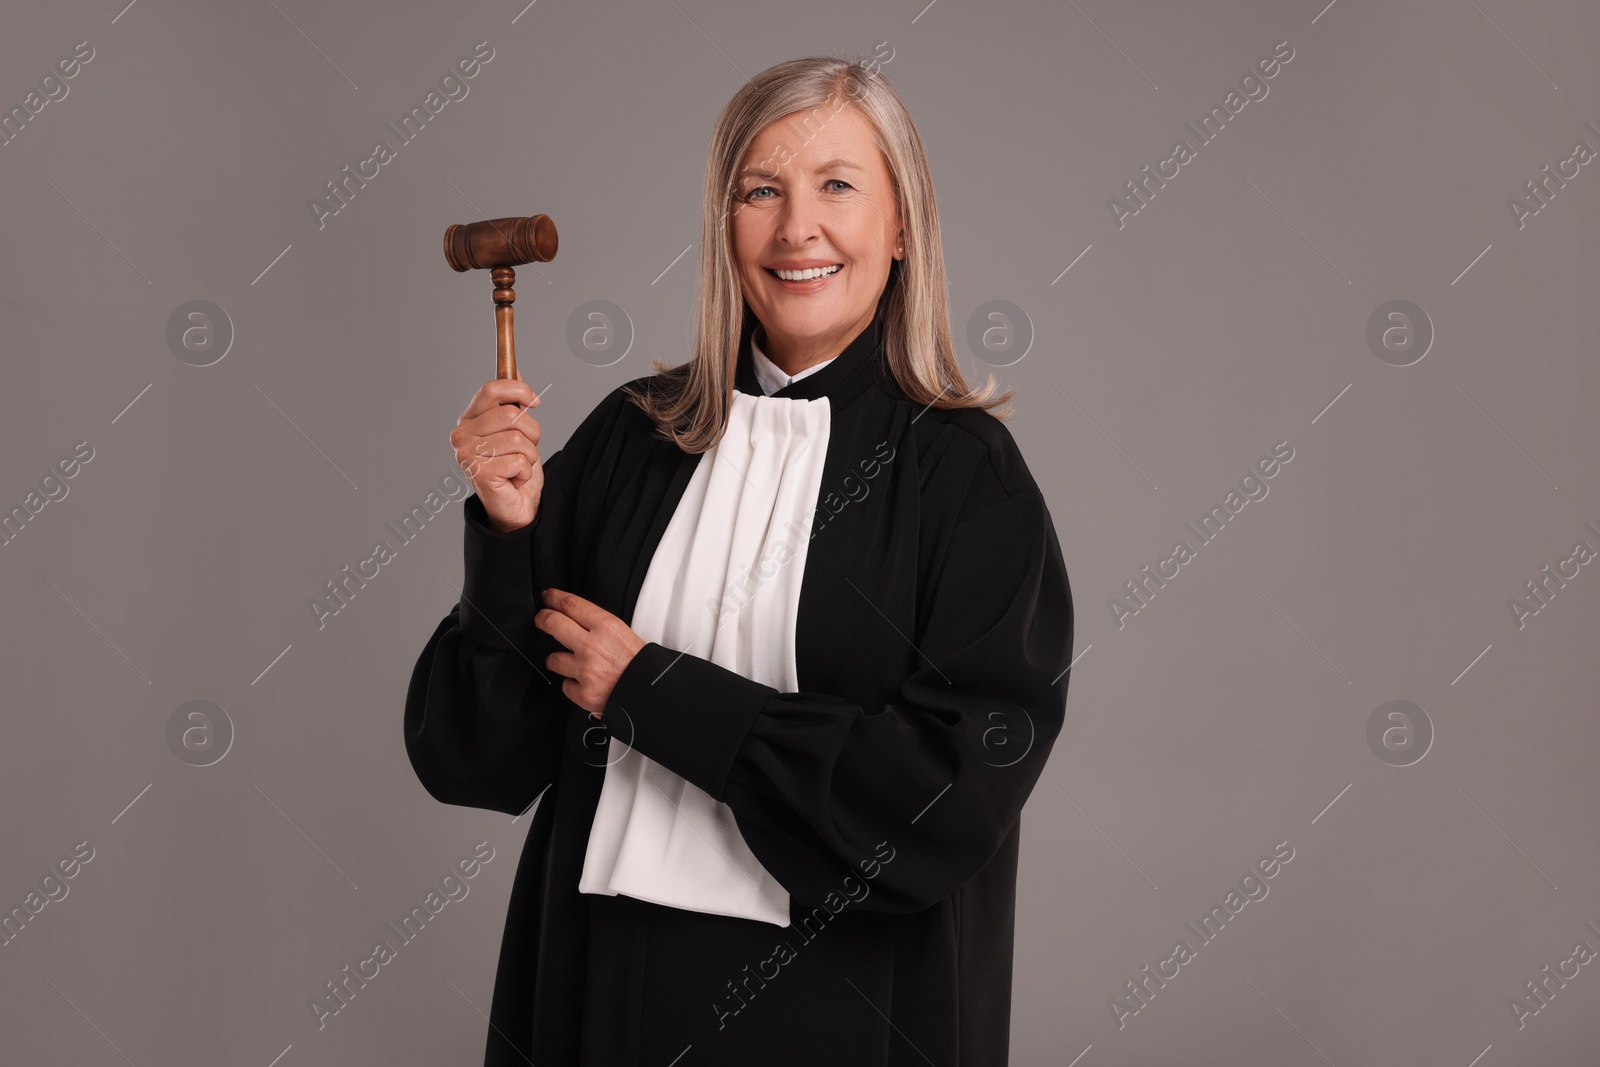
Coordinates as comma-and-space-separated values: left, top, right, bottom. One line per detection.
728, 103, 903, 364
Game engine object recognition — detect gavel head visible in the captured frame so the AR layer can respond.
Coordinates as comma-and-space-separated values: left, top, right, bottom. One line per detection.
443, 215, 558, 271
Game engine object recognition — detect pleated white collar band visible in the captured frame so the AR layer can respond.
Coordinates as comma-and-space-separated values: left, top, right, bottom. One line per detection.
577, 386, 832, 927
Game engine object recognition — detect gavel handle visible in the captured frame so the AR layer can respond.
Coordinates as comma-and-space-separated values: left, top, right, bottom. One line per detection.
492, 266, 518, 380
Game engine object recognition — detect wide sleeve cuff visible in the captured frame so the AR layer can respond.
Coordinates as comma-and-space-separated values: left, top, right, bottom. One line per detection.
459, 493, 541, 652
602, 641, 778, 802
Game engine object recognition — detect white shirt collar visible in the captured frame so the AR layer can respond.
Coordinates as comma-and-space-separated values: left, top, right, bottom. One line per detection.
750, 330, 837, 396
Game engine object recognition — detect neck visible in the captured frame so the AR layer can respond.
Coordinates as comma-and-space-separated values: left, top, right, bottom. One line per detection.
756, 310, 874, 377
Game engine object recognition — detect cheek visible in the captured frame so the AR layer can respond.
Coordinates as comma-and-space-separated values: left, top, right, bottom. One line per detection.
726, 200, 749, 234
731, 214, 764, 260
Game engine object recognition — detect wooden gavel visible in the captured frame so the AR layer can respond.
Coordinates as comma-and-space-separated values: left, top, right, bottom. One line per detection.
443, 215, 558, 380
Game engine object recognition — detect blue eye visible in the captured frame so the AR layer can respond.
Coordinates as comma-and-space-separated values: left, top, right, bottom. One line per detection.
740, 179, 853, 203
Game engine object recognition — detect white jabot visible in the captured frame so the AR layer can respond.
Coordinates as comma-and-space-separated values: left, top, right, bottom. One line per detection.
577, 388, 833, 927
750, 331, 837, 396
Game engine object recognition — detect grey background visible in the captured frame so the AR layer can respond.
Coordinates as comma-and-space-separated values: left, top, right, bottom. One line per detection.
1, 0, 1596, 1064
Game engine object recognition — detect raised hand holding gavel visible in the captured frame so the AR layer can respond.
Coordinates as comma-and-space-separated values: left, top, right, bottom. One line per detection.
451, 376, 542, 535
444, 214, 557, 534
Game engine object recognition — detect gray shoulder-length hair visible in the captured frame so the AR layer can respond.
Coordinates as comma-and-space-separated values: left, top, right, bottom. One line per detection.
621, 53, 1015, 454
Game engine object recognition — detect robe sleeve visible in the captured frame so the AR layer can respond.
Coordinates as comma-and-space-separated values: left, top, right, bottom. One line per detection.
602, 478, 1074, 914
403, 385, 632, 816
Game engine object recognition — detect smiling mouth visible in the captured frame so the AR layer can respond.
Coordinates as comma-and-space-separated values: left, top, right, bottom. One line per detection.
766, 264, 843, 281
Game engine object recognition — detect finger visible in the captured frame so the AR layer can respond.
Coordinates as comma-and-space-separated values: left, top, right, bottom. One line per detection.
463, 453, 532, 489
464, 427, 540, 469
462, 394, 542, 445
544, 648, 578, 680
453, 402, 541, 459
460, 400, 540, 443
536, 606, 590, 649
541, 588, 608, 630
561, 676, 598, 716
492, 395, 544, 435
459, 379, 539, 422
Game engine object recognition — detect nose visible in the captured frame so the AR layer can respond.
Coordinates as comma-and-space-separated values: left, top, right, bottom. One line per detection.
773, 192, 821, 248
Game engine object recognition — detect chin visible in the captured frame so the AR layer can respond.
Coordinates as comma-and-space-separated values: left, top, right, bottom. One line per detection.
763, 301, 849, 333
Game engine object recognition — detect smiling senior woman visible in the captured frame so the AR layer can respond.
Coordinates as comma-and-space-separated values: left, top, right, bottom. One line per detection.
405, 54, 1074, 1066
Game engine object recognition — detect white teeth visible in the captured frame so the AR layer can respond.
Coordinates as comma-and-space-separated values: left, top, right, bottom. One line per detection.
771, 264, 841, 281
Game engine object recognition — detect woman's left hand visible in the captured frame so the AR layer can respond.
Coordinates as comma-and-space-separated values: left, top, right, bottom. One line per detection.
534, 588, 648, 719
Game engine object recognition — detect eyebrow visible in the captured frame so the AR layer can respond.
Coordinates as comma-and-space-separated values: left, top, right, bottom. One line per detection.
737, 156, 865, 179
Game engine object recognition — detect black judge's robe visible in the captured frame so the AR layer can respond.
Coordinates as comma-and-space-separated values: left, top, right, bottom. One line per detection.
404, 305, 1075, 1066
